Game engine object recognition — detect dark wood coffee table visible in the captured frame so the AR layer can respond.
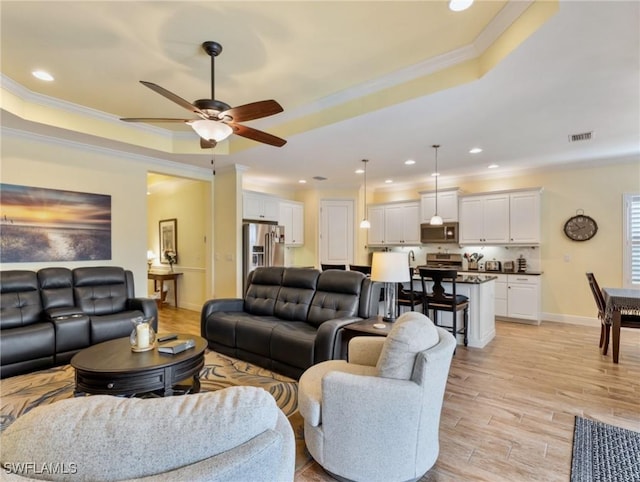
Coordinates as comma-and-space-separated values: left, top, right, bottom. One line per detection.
71, 334, 207, 397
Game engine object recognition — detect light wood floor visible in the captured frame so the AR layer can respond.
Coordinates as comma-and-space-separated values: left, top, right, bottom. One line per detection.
158, 307, 640, 482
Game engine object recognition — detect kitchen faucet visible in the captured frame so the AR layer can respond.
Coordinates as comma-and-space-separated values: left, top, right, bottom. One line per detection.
408, 250, 415, 263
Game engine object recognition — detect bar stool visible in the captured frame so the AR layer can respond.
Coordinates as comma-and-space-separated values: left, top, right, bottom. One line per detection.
321, 264, 346, 271
398, 268, 423, 313
418, 268, 468, 346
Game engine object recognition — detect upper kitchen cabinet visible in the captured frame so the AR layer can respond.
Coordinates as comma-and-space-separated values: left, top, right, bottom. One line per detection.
459, 188, 541, 246
367, 201, 420, 246
419, 189, 459, 223
243, 191, 280, 222
509, 190, 541, 244
459, 193, 510, 244
279, 200, 304, 246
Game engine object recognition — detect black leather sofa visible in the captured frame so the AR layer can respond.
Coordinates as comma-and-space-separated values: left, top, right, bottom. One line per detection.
201, 267, 378, 379
0, 266, 157, 379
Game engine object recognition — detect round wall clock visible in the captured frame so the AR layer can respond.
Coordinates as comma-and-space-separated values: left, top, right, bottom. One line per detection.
563, 212, 598, 241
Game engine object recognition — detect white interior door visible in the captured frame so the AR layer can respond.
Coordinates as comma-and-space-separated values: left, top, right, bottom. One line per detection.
319, 199, 354, 266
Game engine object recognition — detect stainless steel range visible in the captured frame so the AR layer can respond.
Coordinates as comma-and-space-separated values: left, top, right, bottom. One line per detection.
424, 253, 463, 270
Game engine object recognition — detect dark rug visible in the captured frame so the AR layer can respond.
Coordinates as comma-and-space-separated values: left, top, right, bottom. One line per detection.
571, 416, 640, 482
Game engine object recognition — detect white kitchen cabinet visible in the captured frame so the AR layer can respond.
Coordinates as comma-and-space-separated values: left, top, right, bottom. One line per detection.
493, 274, 541, 324
384, 202, 420, 245
509, 190, 541, 244
420, 189, 459, 223
367, 202, 419, 245
493, 274, 508, 317
243, 191, 280, 222
367, 205, 386, 245
279, 201, 304, 246
459, 194, 510, 244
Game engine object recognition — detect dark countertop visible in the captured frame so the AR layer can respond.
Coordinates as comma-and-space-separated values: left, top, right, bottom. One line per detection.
460, 270, 543, 276
411, 274, 498, 284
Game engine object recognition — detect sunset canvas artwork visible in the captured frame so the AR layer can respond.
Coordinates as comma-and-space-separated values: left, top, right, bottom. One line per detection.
0, 184, 111, 262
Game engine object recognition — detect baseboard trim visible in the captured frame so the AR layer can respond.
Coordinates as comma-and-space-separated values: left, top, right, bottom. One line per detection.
541, 313, 600, 327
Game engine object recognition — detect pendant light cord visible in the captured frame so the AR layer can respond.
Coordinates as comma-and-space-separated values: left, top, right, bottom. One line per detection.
433, 145, 440, 215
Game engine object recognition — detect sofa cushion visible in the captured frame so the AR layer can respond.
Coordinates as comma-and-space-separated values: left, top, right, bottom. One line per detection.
0, 271, 42, 329
73, 267, 129, 315
0, 323, 55, 366
274, 268, 319, 321
376, 312, 440, 380
236, 316, 282, 357
37, 267, 75, 310
306, 270, 364, 327
89, 311, 142, 344
271, 322, 317, 369
0, 386, 282, 481
244, 267, 284, 316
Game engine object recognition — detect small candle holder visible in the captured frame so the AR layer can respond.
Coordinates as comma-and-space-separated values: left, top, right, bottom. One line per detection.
130, 316, 156, 352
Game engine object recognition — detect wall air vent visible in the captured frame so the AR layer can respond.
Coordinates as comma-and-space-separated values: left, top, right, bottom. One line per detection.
312, 176, 328, 181
568, 131, 593, 142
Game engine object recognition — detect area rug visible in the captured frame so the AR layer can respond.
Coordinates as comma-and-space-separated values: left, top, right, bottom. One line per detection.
571, 416, 640, 482
0, 351, 311, 471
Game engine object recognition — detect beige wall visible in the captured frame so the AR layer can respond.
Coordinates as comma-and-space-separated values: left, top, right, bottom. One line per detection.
1, 130, 213, 302
147, 176, 209, 311
369, 158, 639, 323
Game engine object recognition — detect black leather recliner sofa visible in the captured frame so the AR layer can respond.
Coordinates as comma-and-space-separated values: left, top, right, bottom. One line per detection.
0, 266, 157, 379
201, 267, 378, 379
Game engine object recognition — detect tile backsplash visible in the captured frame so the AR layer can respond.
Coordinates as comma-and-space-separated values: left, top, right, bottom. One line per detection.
372, 245, 542, 272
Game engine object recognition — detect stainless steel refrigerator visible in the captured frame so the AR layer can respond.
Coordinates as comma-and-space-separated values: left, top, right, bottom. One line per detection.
243, 222, 285, 289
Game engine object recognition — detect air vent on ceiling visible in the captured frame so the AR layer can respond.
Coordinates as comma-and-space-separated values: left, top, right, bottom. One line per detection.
312, 176, 328, 181
568, 131, 593, 142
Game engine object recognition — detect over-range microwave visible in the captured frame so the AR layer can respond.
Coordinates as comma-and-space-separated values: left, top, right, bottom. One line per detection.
420, 222, 459, 244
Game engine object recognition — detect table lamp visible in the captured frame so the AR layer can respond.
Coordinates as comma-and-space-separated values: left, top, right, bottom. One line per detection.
371, 252, 410, 322
147, 251, 156, 271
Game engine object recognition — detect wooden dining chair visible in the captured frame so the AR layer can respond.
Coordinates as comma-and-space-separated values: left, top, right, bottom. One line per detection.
585, 272, 609, 353
419, 268, 468, 346
397, 267, 423, 313
586, 272, 640, 361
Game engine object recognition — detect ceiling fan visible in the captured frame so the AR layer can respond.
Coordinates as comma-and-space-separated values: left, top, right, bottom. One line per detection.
120, 41, 286, 148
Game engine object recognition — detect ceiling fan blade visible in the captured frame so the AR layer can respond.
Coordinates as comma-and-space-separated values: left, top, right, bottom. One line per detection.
231, 124, 287, 147
120, 118, 191, 123
140, 81, 207, 118
220, 100, 283, 123
200, 138, 217, 149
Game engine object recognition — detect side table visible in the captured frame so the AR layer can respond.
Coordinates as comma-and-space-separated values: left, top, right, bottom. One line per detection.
340, 316, 392, 359
148, 271, 183, 308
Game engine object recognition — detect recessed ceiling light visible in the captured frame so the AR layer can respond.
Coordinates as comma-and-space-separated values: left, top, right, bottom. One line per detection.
384, 179, 393, 184
488, 164, 499, 169
32, 70, 54, 81
405, 159, 415, 165
355, 169, 364, 174
431, 172, 440, 177
449, 0, 474, 12
469, 147, 483, 154
298, 179, 307, 184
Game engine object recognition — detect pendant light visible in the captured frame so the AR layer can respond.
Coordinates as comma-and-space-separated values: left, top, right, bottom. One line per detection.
430, 145, 444, 226
360, 159, 371, 229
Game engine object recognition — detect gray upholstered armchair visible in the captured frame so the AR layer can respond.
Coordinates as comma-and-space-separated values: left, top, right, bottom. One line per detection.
298, 312, 456, 482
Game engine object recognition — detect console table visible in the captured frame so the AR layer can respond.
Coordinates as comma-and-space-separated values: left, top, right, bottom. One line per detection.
148, 271, 183, 308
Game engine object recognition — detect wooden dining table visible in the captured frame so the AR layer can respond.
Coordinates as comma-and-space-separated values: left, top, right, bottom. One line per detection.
602, 287, 640, 363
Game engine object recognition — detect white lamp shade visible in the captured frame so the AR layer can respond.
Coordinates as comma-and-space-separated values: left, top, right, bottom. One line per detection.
371, 252, 410, 282
147, 250, 156, 260
189, 120, 233, 142
430, 214, 444, 225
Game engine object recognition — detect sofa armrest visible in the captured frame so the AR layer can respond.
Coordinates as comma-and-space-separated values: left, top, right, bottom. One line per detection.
200, 298, 245, 336
44, 306, 85, 321
348, 336, 385, 366
314, 317, 363, 364
127, 298, 158, 330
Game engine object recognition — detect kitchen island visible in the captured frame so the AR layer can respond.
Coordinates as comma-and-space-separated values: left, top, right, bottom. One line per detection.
402, 274, 497, 348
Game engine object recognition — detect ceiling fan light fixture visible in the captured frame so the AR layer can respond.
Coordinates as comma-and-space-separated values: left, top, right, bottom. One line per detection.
189, 120, 233, 142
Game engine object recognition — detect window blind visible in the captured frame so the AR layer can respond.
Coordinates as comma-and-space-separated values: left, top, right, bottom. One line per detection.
626, 194, 640, 286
